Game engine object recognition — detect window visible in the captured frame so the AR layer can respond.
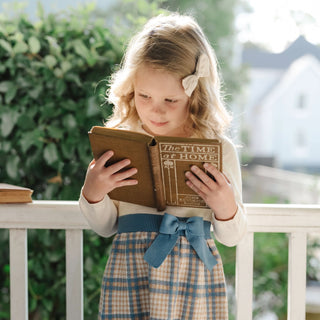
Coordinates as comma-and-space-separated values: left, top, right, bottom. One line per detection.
295, 129, 308, 157
296, 93, 307, 111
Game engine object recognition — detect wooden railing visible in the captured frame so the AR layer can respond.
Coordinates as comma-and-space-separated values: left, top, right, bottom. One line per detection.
1, 202, 320, 320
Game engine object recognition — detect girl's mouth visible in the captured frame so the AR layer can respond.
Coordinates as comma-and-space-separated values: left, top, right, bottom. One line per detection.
150, 120, 168, 127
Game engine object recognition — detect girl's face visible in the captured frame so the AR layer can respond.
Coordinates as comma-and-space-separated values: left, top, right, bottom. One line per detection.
134, 64, 191, 137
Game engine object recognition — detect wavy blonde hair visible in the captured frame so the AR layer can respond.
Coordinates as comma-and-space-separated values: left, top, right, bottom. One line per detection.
106, 13, 232, 138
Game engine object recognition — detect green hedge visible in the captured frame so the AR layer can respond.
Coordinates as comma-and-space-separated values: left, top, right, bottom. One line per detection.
0, 4, 122, 318
0, 5, 121, 199
0, 2, 164, 318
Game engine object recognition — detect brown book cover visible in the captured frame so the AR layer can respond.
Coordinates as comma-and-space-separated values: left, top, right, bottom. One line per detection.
88, 126, 222, 211
0, 183, 33, 204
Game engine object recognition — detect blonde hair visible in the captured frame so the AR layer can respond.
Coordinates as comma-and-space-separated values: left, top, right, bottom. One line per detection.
106, 13, 232, 138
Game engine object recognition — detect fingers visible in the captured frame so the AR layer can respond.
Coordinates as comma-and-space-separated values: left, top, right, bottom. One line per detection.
114, 167, 138, 183
95, 150, 114, 168
95, 150, 136, 176
90, 150, 138, 183
185, 163, 227, 192
203, 163, 226, 185
88, 158, 96, 169
109, 164, 138, 188
185, 177, 207, 199
99, 151, 138, 185
185, 168, 211, 193
106, 158, 132, 175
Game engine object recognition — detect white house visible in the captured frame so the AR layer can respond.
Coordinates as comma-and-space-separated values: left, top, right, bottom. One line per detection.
241, 36, 320, 173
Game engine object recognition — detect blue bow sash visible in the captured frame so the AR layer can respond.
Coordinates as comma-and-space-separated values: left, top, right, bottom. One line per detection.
144, 213, 218, 270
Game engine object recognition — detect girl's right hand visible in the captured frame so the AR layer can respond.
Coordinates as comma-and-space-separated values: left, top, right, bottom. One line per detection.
82, 150, 138, 204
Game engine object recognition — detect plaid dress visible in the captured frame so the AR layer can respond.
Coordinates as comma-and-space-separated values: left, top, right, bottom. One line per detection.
98, 214, 228, 320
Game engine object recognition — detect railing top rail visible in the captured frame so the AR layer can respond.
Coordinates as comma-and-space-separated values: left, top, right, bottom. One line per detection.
245, 203, 320, 233
0, 201, 88, 230
0, 201, 320, 232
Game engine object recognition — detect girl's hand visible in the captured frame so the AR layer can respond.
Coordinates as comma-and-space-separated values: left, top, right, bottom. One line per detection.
185, 163, 237, 220
82, 150, 138, 204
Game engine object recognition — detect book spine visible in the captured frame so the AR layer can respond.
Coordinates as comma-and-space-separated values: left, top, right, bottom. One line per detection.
148, 140, 166, 211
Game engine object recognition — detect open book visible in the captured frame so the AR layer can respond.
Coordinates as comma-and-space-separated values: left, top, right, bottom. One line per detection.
88, 126, 222, 211
0, 183, 33, 203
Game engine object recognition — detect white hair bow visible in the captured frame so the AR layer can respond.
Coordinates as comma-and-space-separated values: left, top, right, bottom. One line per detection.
182, 54, 210, 97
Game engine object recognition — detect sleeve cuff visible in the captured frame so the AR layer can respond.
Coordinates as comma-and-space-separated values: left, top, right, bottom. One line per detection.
79, 190, 118, 238
212, 205, 247, 247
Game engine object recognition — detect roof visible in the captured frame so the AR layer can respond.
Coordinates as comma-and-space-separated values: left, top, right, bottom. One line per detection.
242, 36, 320, 69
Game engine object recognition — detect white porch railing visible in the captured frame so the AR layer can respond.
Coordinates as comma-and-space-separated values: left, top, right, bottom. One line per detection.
1, 202, 320, 320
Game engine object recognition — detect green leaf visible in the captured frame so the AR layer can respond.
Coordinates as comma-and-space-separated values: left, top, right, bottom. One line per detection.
62, 114, 77, 129
74, 39, 90, 59
44, 143, 59, 166
28, 36, 41, 54
20, 130, 43, 153
0, 39, 13, 54
54, 68, 63, 78
6, 155, 19, 180
29, 296, 37, 312
47, 126, 64, 140
65, 73, 82, 87
17, 114, 35, 130
0, 141, 11, 153
13, 41, 28, 54
5, 85, 17, 104
86, 96, 100, 117
61, 141, 75, 160
47, 251, 63, 262
0, 81, 14, 93
61, 60, 71, 73
0, 110, 19, 137
55, 78, 66, 94
44, 55, 57, 69
45, 36, 61, 55
44, 183, 59, 199
0, 63, 6, 73
64, 100, 77, 111
73, 39, 96, 66
29, 85, 43, 99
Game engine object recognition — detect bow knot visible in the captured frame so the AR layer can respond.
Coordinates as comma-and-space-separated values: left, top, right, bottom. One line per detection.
182, 54, 210, 97
144, 213, 217, 270
177, 221, 187, 232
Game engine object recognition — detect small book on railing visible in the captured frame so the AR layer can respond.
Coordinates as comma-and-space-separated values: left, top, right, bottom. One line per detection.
88, 126, 222, 211
0, 183, 33, 204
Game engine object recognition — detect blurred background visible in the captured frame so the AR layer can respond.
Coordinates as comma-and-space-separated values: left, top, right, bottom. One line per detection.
0, 0, 319, 319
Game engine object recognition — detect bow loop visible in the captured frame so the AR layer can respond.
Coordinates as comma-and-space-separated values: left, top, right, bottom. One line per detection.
159, 213, 180, 234
196, 54, 210, 78
182, 54, 210, 97
185, 217, 205, 237
144, 213, 217, 270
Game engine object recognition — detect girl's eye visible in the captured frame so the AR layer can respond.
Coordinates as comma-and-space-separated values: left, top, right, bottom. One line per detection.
165, 98, 178, 103
139, 94, 150, 99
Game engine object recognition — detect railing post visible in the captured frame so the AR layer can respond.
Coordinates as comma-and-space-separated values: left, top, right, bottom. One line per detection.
235, 231, 254, 320
10, 229, 28, 320
288, 232, 307, 320
66, 229, 83, 320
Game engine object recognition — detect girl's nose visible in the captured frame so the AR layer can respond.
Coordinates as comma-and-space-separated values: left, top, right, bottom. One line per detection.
152, 102, 166, 114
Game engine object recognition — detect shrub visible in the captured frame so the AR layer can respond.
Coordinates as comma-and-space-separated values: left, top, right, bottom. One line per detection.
0, 1, 166, 318
0, 3, 123, 318
0, 3, 121, 199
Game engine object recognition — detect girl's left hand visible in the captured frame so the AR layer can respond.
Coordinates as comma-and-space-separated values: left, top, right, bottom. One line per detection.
185, 163, 238, 220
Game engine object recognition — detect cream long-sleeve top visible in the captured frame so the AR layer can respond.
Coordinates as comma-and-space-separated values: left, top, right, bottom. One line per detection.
79, 129, 247, 247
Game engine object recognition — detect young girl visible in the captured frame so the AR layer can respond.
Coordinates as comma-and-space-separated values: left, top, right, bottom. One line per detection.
80, 13, 247, 320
